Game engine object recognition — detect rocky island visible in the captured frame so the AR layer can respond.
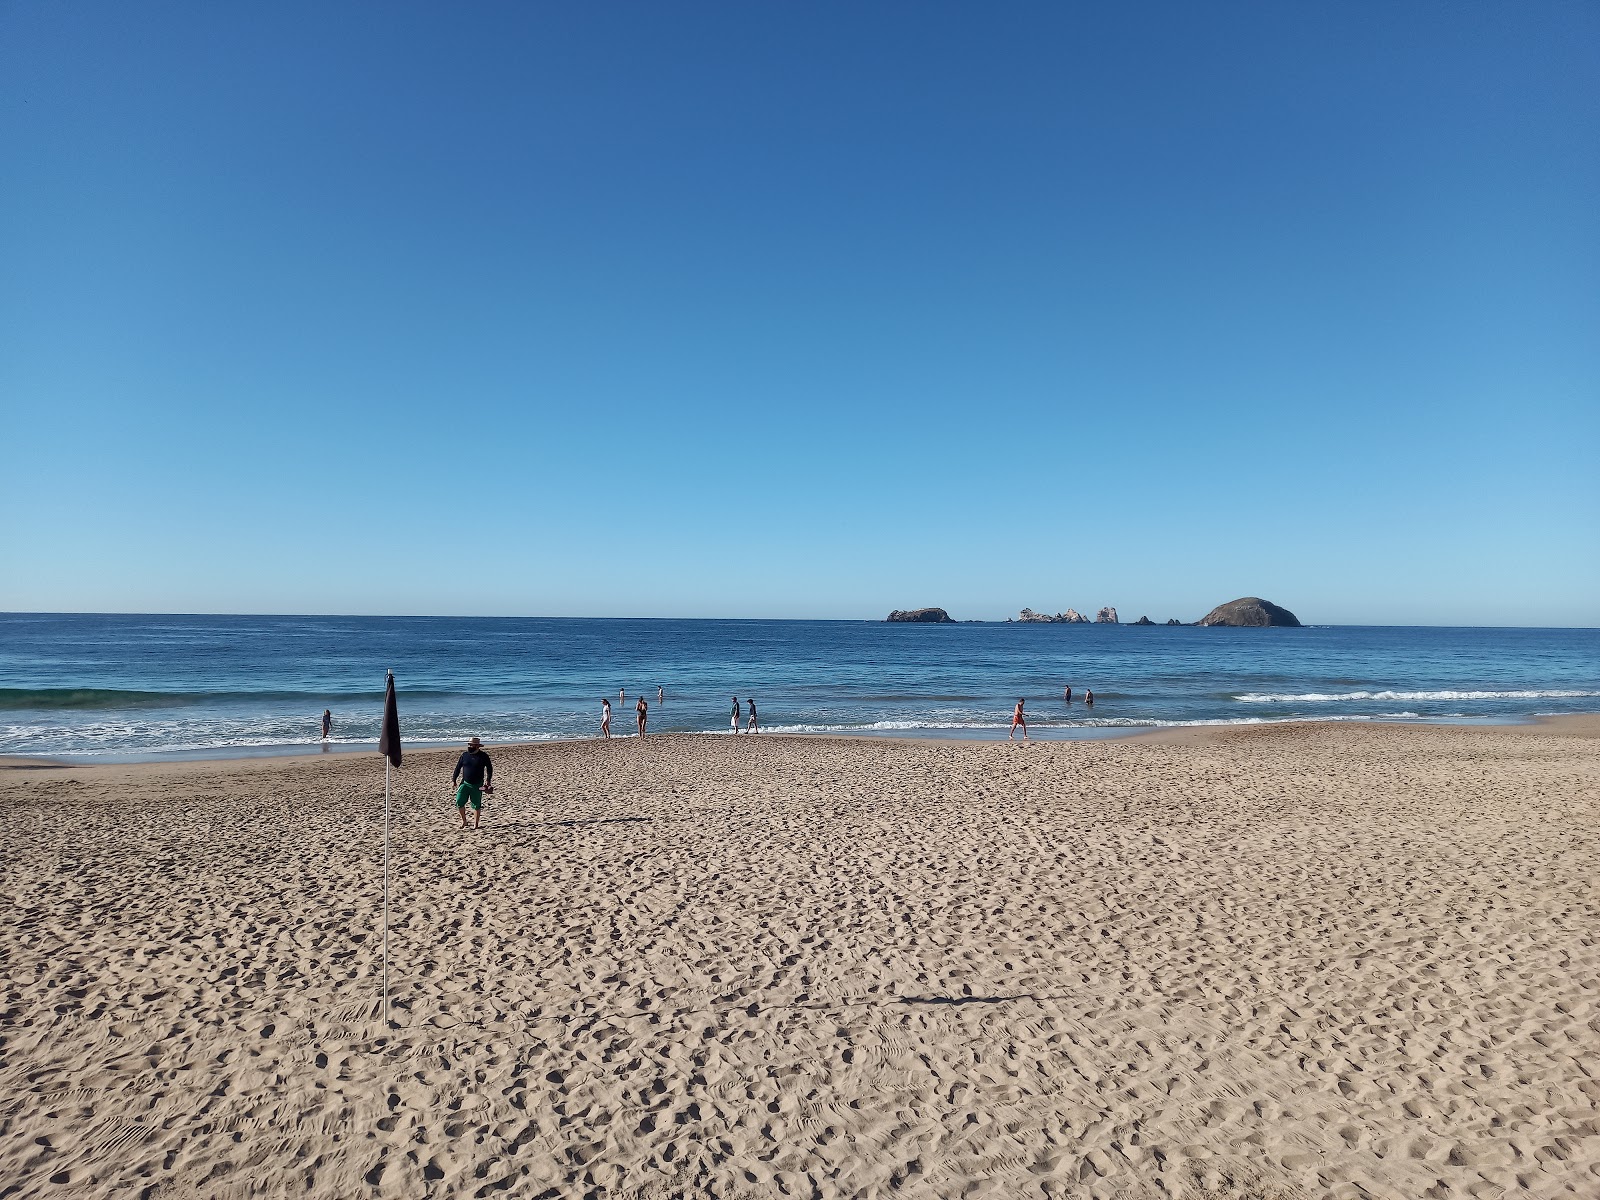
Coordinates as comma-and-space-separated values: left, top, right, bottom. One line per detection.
886, 608, 955, 623
1195, 597, 1302, 627
1010, 608, 1090, 623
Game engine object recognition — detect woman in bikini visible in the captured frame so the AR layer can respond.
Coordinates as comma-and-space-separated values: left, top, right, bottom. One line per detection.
636, 696, 648, 737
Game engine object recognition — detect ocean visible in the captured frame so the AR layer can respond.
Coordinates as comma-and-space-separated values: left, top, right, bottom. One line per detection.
1, 613, 1597, 761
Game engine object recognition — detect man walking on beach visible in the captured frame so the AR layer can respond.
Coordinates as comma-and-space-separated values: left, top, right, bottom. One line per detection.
452, 736, 493, 829
1010, 698, 1029, 740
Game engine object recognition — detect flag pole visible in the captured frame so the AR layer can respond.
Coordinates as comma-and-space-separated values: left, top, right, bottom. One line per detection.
378, 668, 400, 1031
384, 753, 390, 1026
383, 671, 391, 1029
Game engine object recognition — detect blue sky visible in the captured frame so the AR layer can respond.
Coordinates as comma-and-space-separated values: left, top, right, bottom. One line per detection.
3, 2, 1596, 625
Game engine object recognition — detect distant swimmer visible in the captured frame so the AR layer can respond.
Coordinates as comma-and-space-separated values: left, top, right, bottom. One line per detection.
731, 696, 742, 733
1010, 698, 1028, 740
746, 698, 759, 734
321, 708, 332, 741
620, 687, 625, 702
601, 698, 612, 738
1084, 689, 1094, 707
636, 695, 648, 737
658, 685, 665, 704
1063, 685, 1072, 703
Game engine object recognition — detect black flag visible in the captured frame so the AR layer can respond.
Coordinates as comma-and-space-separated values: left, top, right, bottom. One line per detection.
378, 671, 401, 767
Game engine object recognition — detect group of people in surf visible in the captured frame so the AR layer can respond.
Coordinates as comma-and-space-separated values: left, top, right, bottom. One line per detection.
1009, 683, 1095, 740
600, 687, 760, 739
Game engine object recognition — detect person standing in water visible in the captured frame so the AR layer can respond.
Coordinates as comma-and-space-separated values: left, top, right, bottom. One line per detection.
636, 695, 648, 736
321, 708, 332, 741
1063, 685, 1072, 703
731, 696, 742, 733
620, 686, 625, 703
1084, 689, 1095, 707
658, 685, 665, 704
745, 698, 759, 734
1010, 698, 1028, 740
600, 698, 612, 738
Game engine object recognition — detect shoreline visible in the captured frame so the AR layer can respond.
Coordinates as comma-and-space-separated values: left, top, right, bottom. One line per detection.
5, 710, 1598, 771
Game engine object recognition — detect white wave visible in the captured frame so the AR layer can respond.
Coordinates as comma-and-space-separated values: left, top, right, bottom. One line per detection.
757, 713, 1428, 734
1235, 689, 1600, 703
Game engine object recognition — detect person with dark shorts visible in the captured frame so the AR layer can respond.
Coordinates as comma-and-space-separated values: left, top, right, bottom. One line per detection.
1063, 685, 1072, 703
731, 696, 741, 733
451, 736, 494, 829
636, 696, 648, 736
1084, 689, 1094, 707
746, 698, 759, 734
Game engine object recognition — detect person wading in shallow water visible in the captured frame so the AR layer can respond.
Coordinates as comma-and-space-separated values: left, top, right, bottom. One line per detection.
321, 708, 332, 741
636, 695, 648, 737
451, 736, 494, 830
1084, 689, 1095, 707
1010, 698, 1029, 740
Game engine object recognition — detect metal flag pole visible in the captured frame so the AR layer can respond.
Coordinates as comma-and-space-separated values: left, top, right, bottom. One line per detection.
383, 671, 392, 1028
384, 752, 390, 1024
377, 668, 401, 1030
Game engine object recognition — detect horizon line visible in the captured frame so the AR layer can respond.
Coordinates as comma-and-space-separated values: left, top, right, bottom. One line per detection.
2, 610, 1597, 632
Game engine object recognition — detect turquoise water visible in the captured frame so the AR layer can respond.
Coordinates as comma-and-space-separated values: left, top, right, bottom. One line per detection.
1, 614, 1596, 760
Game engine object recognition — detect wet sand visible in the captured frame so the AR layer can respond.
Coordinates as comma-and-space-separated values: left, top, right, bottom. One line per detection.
4, 719, 1598, 1198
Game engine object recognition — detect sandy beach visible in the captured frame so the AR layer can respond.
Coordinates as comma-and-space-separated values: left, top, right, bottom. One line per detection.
4, 719, 1598, 1199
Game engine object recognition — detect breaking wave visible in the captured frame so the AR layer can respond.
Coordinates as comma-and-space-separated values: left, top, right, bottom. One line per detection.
1235, 689, 1600, 703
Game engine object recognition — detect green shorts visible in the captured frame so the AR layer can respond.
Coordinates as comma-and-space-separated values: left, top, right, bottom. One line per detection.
454, 782, 482, 810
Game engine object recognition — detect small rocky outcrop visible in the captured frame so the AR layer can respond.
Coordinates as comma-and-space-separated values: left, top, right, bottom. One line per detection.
1015, 607, 1094, 623
1095, 607, 1119, 624
1133, 615, 1154, 625
1195, 597, 1301, 627
1165, 618, 1183, 626
887, 608, 954, 623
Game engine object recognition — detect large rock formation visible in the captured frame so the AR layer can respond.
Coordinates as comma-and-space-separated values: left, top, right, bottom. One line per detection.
1195, 597, 1302, 627
1095, 607, 1119, 624
1132, 615, 1154, 625
1165, 618, 1183, 626
887, 608, 954, 623
1062, 609, 1089, 623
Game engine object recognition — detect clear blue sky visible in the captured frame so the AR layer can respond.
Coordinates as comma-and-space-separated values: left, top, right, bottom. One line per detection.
3, 2, 1596, 625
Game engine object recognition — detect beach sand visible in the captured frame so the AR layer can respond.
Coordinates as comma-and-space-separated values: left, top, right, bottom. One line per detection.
4, 720, 1598, 1199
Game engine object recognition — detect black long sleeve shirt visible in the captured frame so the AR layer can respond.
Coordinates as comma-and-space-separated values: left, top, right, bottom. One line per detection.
452, 749, 493, 787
